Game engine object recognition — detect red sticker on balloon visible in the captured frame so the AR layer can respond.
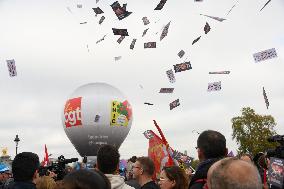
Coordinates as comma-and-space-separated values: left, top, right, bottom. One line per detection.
64, 97, 82, 128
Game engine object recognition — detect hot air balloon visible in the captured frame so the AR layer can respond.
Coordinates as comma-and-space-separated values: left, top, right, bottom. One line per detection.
62, 83, 133, 158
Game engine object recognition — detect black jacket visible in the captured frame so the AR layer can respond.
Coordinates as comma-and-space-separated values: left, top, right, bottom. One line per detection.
141, 181, 160, 189
188, 158, 219, 189
125, 179, 140, 189
6, 181, 36, 189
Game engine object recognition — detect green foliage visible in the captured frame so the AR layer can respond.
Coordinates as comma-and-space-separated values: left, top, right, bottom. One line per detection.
232, 107, 278, 156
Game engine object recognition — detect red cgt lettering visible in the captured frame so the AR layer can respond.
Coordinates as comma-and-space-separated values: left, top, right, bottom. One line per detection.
64, 97, 82, 128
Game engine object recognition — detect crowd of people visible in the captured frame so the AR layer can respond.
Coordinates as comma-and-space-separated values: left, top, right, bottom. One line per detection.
0, 130, 280, 189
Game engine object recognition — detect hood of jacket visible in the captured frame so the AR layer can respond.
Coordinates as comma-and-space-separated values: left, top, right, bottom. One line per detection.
105, 174, 134, 189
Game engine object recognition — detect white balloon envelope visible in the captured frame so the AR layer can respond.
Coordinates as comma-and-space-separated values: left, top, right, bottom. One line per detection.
62, 83, 133, 157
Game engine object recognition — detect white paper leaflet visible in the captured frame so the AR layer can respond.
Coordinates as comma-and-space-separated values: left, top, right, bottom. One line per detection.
159, 88, 174, 93
253, 48, 277, 63
209, 71, 230, 74
114, 56, 122, 61
263, 87, 269, 109
207, 81, 221, 92
6, 59, 17, 77
130, 39, 137, 49
160, 21, 171, 41
177, 50, 185, 58
142, 17, 150, 25
166, 69, 176, 83
170, 99, 180, 110
117, 36, 125, 44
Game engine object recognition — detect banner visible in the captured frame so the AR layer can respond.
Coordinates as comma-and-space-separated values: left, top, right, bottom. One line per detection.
148, 130, 175, 179
268, 157, 284, 189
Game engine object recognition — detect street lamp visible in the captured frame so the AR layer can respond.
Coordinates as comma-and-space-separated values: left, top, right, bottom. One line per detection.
14, 135, 20, 155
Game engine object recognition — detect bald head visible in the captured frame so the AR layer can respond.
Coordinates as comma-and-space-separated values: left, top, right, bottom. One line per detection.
240, 155, 252, 162
208, 158, 230, 177
207, 158, 228, 189
208, 158, 262, 189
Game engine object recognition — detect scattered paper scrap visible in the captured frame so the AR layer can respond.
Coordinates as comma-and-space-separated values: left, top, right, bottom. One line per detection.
207, 81, 221, 92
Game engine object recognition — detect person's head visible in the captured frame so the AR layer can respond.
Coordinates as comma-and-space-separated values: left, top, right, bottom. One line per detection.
207, 157, 230, 189
158, 166, 189, 189
197, 130, 227, 161
253, 152, 268, 169
253, 152, 264, 166
0, 171, 10, 183
12, 152, 40, 182
239, 153, 253, 162
132, 157, 155, 180
208, 157, 262, 189
129, 156, 137, 163
0, 163, 11, 182
65, 165, 73, 174
61, 169, 111, 189
0, 165, 11, 183
36, 176, 57, 189
97, 145, 120, 174
126, 161, 134, 180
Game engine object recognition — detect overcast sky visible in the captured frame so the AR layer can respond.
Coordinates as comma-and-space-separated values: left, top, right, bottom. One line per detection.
0, 0, 283, 161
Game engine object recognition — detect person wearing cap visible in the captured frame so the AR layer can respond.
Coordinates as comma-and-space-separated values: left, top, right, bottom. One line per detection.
0, 163, 11, 189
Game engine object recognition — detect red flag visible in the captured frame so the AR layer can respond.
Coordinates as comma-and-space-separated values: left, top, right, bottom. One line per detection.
148, 130, 167, 179
153, 120, 175, 166
147, 129, 178, 179
42, 144, 49, 166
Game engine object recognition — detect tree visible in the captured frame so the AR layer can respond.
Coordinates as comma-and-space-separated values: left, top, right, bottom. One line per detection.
232, 107, 277, 156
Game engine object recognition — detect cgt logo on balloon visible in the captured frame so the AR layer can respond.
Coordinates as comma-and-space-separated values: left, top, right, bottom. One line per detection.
111, 100, 132, 127
64, 97, 82, 128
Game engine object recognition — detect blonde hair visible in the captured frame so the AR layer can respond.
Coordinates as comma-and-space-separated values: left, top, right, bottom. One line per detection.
36, 176, 57, 189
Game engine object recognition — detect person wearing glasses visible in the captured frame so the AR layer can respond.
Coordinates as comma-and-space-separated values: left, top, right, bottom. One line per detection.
188, 130, 227, 189
132, 157, 159, 189
158, 166, 189, 189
